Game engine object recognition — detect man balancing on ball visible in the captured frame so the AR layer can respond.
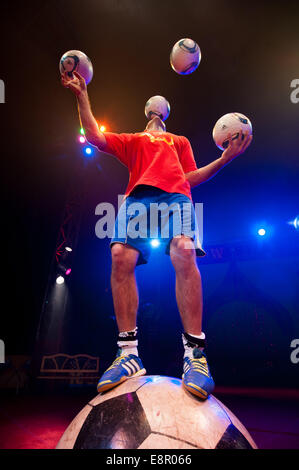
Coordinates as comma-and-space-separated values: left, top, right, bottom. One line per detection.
61, 70, 252, 400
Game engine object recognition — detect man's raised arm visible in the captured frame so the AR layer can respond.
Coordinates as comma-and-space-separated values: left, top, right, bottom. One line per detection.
186, 131, 253, 188
61, 71, 106, 151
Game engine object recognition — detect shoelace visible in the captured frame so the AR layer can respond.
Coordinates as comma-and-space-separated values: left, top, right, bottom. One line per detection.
106, 354, 129, 372
188, 357, 210, 377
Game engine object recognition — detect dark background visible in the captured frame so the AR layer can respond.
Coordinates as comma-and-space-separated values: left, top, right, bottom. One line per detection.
1, 0, 298, 387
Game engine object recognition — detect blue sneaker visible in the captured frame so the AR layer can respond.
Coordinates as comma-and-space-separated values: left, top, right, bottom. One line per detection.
182, 348, 215, 400
97, 349, 146, 393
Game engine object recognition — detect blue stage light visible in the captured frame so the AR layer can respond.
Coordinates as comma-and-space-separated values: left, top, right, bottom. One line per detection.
151, 239, 160, 247
258, 228, 266, 236
288, 216, 299, 230
84, 146, 93, 156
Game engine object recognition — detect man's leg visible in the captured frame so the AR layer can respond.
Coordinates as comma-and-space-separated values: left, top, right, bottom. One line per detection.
97, 243, 146, 393
169, 236, 203, 335
110, 243, 139, 332
170, 235, 214, 399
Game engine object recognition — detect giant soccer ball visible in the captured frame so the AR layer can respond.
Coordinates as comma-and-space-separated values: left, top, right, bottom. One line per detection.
59, 50, 93, 85
212, 112, 252, 151
56, 376, 257, 449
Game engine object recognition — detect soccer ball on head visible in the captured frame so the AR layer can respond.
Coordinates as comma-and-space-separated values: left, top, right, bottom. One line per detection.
145, 95, 170, 121
56, 375, 257, 449
170, 38, 201, 75
212, 112, 252, 151
59, 50, 93, 85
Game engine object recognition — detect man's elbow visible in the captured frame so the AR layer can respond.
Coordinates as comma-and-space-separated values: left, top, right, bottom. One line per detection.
188, 179, 198, 189
85, 132, 106, 151
185, 171, 197, 188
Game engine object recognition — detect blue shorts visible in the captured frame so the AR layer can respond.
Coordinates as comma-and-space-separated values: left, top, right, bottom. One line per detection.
111, 185, 206, 265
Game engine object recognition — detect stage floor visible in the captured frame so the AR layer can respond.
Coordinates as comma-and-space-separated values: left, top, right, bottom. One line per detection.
0, 387, 298, 449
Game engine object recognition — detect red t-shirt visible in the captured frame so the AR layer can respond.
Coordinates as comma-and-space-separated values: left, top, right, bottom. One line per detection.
102, 131, 197, 200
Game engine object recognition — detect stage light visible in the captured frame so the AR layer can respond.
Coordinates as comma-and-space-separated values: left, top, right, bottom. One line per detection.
80, 127, 85, 135
151, 239, 160, 247
84, 146, 93, 156
288, 216, 299, 230
58, 263, 72, 275
258, 228, 266, 236
56, 247, 73, 280
97, 121, 107, 132
78, 135, 86, 143
56, 276, 65, 285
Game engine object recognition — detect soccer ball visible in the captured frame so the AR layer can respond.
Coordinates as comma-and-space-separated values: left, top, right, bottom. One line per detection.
145, 96, 170, 121
212, 112, 252, 151
56, 376, 257, 449
59, 50, 93, 85
170, 38, 201, 75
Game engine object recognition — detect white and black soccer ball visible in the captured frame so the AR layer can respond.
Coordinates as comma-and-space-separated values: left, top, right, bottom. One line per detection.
59, 50, 93, 85
145, 95, 170, 121
212, 112, 253, 151
56, 376, 257, 449
170, 38, 201, 75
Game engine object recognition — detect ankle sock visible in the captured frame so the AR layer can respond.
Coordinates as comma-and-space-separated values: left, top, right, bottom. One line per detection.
117, 327, 138, 356
182, 332, 206, 358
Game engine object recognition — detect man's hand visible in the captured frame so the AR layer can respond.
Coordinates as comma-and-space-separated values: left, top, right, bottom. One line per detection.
61, 71, 87, 97
220, 130, 253, 165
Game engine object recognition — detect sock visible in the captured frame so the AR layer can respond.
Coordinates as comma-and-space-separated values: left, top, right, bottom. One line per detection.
182, 332, 206, 359
117, 327, 139, 356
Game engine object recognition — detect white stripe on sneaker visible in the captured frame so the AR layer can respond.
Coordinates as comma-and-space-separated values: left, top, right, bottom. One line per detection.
127, 361, 137, 374
122, 363, 132, 375
130, 359, 140, 373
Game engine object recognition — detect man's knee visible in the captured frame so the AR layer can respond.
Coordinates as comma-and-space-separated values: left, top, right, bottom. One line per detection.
170, 236, 196, 271
111, 243, 138, 275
